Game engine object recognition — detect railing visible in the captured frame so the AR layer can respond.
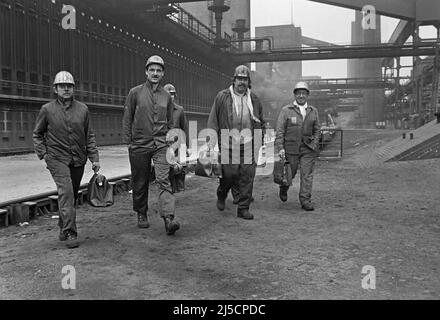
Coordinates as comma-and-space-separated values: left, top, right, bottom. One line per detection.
318, 127, 343, 160
167, 5, 216, 44
166, 4, 237, 50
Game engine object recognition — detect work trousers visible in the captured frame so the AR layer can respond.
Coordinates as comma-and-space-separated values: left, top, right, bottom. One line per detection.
217, 163, 257, 210
169, 169, 186, 193
280, 144, 317, 205
129, 146, 175, 218
45, 155, 85, 237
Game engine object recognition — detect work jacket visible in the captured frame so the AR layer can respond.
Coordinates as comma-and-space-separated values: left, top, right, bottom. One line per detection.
171, 103, 189, 147
275, 102, 321, 154
207, 88, 265, 154
122, 81, 174, 153
33, 98, 99, 166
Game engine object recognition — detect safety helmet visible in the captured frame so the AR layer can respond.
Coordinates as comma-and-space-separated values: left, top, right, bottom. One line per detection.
233, 65, 251, 78
145, 55, 165, 70
53, 71, 75, 86
164, 83, 176, 94
293, 81, 310, 94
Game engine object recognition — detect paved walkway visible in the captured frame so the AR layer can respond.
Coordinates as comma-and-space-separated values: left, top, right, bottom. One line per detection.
0, 145, 131, 204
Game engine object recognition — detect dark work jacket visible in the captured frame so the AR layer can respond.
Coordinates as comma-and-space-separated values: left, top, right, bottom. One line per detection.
275, 102, 321, 155
172, 103, 189, 147
122, 81, 174, 153
32, 98, 99, 166
207, 88, 265, 155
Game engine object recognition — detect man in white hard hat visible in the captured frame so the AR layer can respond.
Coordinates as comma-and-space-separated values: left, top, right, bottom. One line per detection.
33, 71, 100, 249
123, 55, 180, 235
275, 81, 320, 211
208, 65, 265, 220
164, 83, 188, 193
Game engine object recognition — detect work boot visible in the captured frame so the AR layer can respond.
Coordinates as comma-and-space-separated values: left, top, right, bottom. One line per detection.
163, 216, 180, 235
237, 208, 254, 220
279, 188, 288, 202
137, 213, 150, 228
216, 198, 226, 211
301, 203, 315, 211
59, 229, 67, 241
65, 233, 79, 249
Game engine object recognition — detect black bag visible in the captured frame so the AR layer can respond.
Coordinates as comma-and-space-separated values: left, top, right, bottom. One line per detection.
273, 160, 293, 187
194, 150, 222, 178
87, 173, 114, 207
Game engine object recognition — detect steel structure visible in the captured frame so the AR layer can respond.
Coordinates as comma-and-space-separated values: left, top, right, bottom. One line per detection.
231, 41, 439, 63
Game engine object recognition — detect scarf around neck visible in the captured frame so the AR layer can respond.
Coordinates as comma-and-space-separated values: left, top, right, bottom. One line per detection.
229, 85, 261, 123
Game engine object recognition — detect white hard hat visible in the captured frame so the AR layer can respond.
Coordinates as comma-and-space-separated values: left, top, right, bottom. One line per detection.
145, 55, 165, 69
234, 65, 251, 78
53, 71, 75, 86
164, 83, 176, 93
293, 81, 310, 94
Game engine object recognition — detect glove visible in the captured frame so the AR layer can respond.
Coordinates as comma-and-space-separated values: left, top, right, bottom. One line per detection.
92, 162, 101, 173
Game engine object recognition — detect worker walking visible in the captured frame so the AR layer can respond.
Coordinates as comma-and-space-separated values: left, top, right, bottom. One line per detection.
208, 65, 265, 220
33, 71, 101, 248
122, 55, 180, 235
164, 83, 189, 193
275, 81, 320, 211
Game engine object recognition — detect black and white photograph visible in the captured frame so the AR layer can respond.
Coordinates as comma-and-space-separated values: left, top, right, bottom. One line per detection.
0, 0, 439, 306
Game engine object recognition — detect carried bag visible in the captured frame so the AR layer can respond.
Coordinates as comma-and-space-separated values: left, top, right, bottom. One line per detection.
194, 149, 222, 178
273, 159, 293, 187
87, 173, 114, 207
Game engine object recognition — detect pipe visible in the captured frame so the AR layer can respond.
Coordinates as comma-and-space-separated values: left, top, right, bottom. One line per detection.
228, 37, 272, 51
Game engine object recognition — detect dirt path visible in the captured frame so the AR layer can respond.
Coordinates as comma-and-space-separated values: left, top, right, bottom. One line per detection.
1, 129, 439, 299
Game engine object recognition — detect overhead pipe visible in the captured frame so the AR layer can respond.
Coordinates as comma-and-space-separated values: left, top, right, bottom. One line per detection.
228, 37, 273, 51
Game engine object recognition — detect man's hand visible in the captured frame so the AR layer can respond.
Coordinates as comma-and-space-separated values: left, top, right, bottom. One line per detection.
92, 162, 101, 173
279, 149, 286, 160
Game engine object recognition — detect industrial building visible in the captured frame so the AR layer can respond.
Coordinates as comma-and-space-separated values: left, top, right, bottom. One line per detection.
0, 0, 439, 154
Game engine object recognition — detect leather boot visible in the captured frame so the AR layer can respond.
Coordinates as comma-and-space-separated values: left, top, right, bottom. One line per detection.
137, 213, 150, 228
163, 216, 180, 235
237, 208, 254, 220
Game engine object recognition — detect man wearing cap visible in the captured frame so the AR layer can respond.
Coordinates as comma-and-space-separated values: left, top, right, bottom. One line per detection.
33, 71, 101, 249
275, 81, 320, 211
208, 65, 265, 220
123, 55, 180, 235
164, 83, 188, 193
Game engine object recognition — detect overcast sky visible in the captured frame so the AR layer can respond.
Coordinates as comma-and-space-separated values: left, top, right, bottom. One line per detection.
250, 0, 437, 78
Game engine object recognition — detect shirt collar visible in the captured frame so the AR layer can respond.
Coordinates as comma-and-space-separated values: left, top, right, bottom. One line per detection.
145, 80, 162, 92
293, 101, 308, 109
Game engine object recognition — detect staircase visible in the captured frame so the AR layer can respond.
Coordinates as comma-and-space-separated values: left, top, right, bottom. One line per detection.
371, 119, 440, 162
387, 133, 440, 161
